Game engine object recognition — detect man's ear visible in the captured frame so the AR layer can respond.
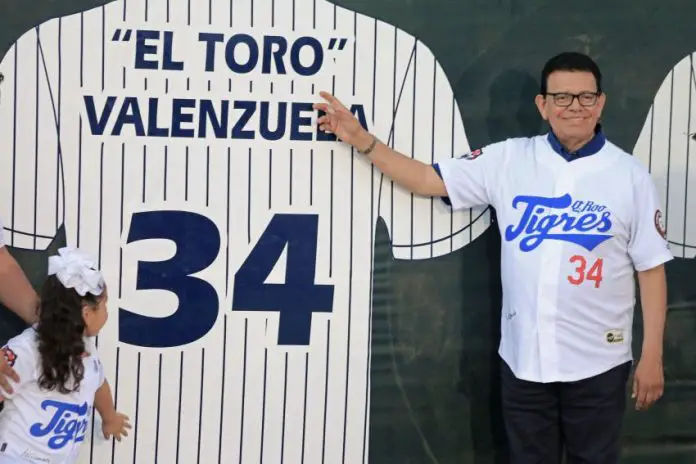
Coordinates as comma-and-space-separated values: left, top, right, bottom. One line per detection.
597, 92, 607, 112
535, 94, 549, 121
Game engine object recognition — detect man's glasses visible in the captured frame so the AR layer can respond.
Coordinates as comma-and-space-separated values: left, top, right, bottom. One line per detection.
545, 91, 600, 107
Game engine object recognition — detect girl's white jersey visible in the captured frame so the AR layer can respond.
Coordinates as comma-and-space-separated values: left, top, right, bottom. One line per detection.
0, 328, 105, 464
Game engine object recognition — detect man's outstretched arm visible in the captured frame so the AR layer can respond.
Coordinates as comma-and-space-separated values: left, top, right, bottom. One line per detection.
314, 91, 501, 211
314, 91, 447, 198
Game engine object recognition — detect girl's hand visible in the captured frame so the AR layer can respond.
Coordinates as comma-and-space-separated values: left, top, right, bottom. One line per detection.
102, 411, 132, 442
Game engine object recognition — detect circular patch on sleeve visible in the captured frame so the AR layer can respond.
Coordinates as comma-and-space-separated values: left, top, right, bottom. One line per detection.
457, 148, 483, 161
1, 347, 17, 367
654, 210, 667, 239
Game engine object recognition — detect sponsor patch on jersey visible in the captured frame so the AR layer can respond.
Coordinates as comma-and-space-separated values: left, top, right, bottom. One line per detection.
654, 210, 667, 239
605, 329, 624, 344
1, 346, 16, 367
456, 148, 483, 161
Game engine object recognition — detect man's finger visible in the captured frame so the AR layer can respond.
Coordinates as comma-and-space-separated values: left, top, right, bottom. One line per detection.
648, 386, 664, 407
642, 391, 655, 409
0, 378, 13, 395
647, 388, 662, 408
634, 379, 645, 408
635, 386, 649, 410
1, 364, 20, 383
631, 376, 638, 399
319, 91, 345, 109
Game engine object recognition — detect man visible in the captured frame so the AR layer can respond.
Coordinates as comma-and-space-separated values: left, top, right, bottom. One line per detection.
314, 51, 671, 463
0, 72, 39, 393
0, 218, 39, 390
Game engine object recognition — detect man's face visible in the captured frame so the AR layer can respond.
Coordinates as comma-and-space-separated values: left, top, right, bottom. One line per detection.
535, 70, 605, 144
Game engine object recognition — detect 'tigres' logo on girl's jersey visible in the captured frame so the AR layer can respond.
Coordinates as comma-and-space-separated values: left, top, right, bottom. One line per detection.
29, 400, 90, 450
504, 194, 613, 252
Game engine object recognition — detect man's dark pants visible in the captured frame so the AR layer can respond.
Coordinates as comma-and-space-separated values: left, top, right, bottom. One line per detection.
501, 358, 632, 464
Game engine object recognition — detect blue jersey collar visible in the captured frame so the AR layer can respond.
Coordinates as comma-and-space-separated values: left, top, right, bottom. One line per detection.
547, 124, 606, 162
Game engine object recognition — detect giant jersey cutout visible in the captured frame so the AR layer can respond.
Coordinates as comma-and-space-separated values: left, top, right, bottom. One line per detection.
0, 0, 490, 462
633, 53, 696, 260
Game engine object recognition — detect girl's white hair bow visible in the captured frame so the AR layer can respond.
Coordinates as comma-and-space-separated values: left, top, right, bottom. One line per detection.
48, 246, 105, 297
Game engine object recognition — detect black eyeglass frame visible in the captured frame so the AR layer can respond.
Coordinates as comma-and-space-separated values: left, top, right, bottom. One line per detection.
544, 91, 601, 107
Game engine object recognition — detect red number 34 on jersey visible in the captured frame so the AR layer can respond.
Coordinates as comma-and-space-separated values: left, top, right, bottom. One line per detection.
567, 255, 604, 288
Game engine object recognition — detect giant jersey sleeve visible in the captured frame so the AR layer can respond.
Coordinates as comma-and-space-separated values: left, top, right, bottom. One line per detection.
633, 52, 696, 259
628, 165, 674, 271
372, 29, 491, 260
0, 22, 65, 251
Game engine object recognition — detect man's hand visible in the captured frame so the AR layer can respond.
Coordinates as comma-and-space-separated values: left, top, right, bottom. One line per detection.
313, 91, 372, 150
0, 355, 19, 395
631, 356, 664, 410
633, 264, 668, 411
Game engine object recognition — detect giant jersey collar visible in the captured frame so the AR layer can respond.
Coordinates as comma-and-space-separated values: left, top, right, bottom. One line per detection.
547, 124, 606, 162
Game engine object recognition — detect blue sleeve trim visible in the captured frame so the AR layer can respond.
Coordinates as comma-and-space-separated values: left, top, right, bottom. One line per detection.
432, 163, 443, 178
431, 163, 452, 207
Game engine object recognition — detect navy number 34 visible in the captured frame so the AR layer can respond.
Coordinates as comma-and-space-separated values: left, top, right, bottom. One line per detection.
120, 210, 334, 349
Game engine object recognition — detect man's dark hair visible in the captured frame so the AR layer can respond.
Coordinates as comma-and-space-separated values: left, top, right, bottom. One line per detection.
540, 52, 602, 95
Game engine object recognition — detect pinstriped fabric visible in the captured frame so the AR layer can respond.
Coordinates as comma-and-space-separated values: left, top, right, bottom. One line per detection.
0, 1, 487, 462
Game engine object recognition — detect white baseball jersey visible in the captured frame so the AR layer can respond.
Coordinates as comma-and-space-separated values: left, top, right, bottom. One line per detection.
0, 327, 105, 464
0, 0, 490, 462
0, 218, 4, 248
435, 133, 673, 383
633, 52, 696, 259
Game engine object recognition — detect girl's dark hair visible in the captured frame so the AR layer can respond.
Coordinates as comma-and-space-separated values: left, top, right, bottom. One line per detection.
36, 275, 102, 394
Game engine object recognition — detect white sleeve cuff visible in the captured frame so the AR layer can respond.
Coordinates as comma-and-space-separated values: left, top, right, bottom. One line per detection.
633, 252, 674, 272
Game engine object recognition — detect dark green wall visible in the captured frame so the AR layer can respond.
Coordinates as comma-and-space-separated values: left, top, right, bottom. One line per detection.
355, 2, 696, 462
1, 1, 694, 462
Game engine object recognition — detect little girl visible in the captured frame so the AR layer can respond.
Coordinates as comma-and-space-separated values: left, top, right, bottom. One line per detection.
0, 246, 130, 463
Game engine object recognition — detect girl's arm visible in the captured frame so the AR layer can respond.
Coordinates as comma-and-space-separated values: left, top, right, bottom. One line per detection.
94, 379, 117, 422
95, 378, 131, 441
89, 339, 131, 440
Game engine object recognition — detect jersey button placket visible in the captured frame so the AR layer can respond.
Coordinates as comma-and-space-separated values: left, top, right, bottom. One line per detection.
537, 166, 573, 381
